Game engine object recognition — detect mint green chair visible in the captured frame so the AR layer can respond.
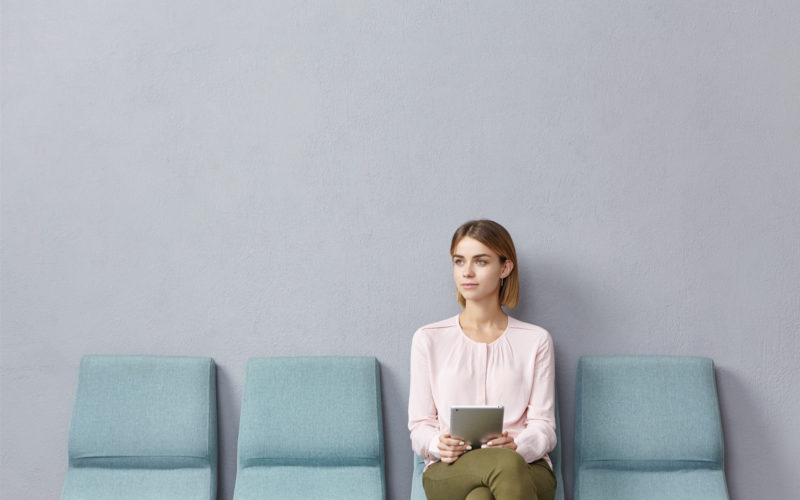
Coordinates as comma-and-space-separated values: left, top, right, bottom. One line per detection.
61, 355, 218, 499
234, 356, 385, 500
574, 356, 729, 500
410, 396, 564, 500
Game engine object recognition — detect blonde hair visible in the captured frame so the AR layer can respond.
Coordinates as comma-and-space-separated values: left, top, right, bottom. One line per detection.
450, 220, 519, 309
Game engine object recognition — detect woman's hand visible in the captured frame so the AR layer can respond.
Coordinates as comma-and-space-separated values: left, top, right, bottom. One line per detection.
481, 431, 517, 451
438, 434, 472, 463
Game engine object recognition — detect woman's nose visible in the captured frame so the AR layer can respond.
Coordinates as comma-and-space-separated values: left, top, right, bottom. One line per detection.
463, 265, 474, 277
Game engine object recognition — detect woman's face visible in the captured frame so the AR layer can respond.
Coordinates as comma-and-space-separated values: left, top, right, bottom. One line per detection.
452, 237, 513, 305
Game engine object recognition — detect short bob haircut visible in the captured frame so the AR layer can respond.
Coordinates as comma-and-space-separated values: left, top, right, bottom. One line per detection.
450, 219, 519, 309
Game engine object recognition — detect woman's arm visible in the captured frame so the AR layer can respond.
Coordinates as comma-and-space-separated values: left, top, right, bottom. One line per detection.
512, 333, 557, 463
408, 330, 442, 460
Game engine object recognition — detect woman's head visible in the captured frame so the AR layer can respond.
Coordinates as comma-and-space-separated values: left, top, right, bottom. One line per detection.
450, 219, 519, 309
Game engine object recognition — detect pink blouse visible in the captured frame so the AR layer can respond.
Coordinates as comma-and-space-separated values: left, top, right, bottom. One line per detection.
408, 315, 556, 469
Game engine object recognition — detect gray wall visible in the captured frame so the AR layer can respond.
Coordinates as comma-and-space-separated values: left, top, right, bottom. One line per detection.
2, 1, 798, 499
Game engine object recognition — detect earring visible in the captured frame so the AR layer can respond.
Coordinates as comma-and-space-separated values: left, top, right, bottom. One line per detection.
501, 277, 505, 287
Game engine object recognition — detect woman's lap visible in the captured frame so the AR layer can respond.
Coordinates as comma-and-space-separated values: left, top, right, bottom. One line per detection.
422, 448, 556, 500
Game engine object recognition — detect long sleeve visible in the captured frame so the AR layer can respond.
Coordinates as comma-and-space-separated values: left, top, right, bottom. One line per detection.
512, 332, 557, 463
408, 330, 442, 460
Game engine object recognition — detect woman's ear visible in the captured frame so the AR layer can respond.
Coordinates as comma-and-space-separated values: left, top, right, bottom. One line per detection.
501, 260, 514, 279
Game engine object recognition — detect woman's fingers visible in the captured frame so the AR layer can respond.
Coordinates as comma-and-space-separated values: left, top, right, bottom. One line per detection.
482, 431, 517, 450
439, 434, 471, 450
440, 447, 469, 463
437, 431, 522, 463
438, 433, 471, 462
440, 449, 462, 463
439, 434, 466, 447
440, 445, 471, 455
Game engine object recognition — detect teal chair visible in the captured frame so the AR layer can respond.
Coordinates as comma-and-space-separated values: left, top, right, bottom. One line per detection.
410, 397, 564, 500
61, 355, 218, 500
234, 356, 386, 499
574, 356, 729, 500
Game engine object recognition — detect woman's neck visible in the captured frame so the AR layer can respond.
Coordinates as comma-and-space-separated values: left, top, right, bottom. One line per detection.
459, 302, 508, 343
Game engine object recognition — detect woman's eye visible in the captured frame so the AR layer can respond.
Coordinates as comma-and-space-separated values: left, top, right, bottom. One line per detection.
477, 260, 487, 265
454, 259, 463, 265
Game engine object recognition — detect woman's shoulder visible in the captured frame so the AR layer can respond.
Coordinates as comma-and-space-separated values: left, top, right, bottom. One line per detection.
415, 315, 459, 335
506, 316, 552, 341
411, 316, 461, 353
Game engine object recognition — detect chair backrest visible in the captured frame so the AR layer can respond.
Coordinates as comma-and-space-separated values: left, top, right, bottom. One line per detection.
237, 356, 385, 470
410, 394, 565, 500
63, 355, 217, 500
68, 355, 217, 469
575, 355, 724, 474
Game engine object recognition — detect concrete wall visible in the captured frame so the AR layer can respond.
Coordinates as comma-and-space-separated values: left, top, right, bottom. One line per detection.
2, 1, 798, 498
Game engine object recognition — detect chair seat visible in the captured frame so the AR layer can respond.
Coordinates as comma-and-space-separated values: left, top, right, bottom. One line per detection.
61, 466, 214, 500
233, 465, 384, 500
576, 468, 729, 499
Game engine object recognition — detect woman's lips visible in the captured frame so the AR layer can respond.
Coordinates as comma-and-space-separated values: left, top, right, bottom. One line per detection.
461, 283, 478, 289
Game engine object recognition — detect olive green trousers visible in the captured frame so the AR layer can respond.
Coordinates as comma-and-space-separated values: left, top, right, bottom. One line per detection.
422, 448, 556, 500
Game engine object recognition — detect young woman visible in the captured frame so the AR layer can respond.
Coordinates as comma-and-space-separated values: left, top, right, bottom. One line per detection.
408, 220, 557, 500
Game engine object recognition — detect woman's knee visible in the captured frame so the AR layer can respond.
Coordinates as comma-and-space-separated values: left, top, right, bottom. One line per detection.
480, 448, 537, 497
490, 448, 528, 468
484, 448, 529, 477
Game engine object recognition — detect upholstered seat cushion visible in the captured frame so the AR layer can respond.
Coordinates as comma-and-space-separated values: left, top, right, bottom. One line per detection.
234, 466, 384, 500
61, 467, 214, 500
576, 469, 729, 500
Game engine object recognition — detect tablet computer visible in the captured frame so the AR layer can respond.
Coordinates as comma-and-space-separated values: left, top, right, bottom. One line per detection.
450, 405, 504, 449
